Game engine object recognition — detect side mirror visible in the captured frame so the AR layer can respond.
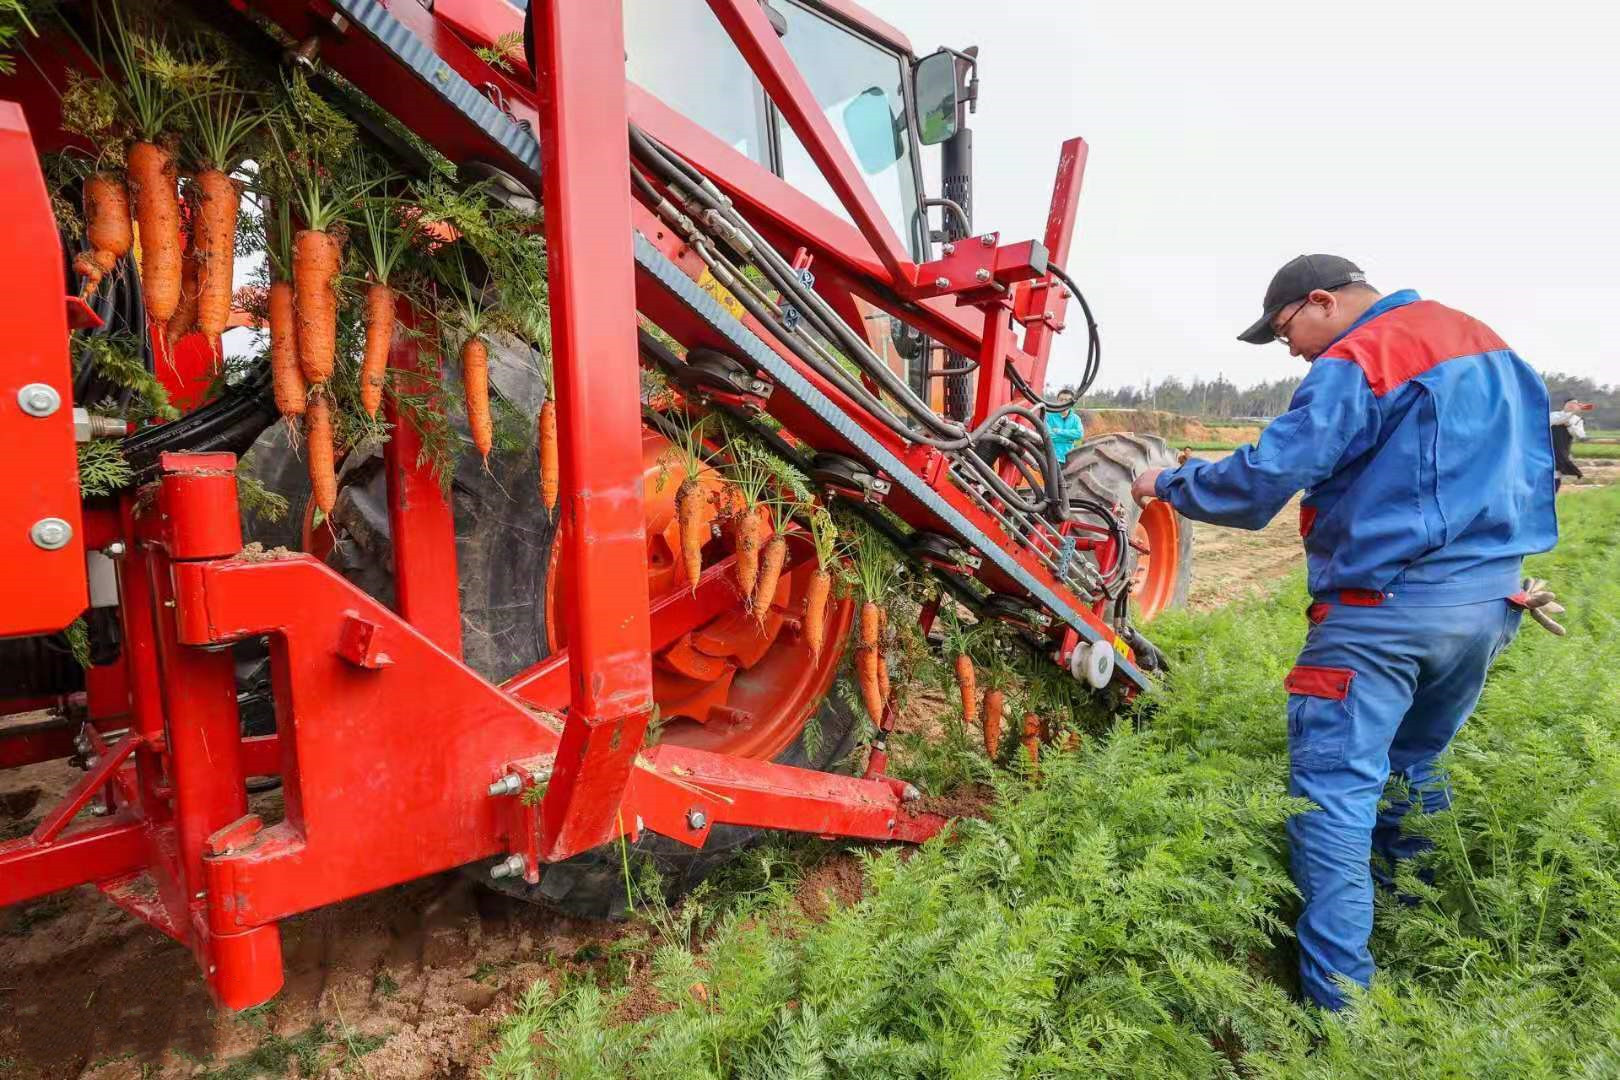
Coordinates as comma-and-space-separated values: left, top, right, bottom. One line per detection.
913, 49, 960, 145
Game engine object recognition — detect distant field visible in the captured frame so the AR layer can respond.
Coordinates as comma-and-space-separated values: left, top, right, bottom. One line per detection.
1576, 441, 1620, 460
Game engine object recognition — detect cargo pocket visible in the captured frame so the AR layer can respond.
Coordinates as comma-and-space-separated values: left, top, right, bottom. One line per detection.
1284, 664, 1354, 770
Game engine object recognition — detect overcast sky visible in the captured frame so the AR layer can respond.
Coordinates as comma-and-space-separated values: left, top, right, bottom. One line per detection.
869, 0, 1618, 392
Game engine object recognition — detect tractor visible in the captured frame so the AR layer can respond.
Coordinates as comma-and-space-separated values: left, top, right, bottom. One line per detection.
0, 0, 1191, 1008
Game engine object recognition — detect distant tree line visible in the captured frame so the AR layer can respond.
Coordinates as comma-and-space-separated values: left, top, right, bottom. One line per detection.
1064, 370, 1618, 428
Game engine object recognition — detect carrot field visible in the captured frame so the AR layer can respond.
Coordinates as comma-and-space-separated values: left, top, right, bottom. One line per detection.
485, 485, 1620, 1079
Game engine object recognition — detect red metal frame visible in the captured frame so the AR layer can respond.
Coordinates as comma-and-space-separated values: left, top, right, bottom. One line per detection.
0, 0, 1129, 1010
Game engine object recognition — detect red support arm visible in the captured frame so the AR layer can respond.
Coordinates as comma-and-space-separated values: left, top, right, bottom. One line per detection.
529, 0, 658, 862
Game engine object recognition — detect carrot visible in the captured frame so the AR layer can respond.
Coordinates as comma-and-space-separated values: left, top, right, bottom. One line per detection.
165, 225, 201, 350
982, 689, 1004, 758
734, 505, 761, 605
859, 601, 881, 650
857, 647, 883, 722
293, 228, 342, 384
955, 654, 977, 728
268, 281, 305, 418
877, 651, 891, 711
76, 173, 132, 299
539, 397, 560, 512
1022, 711, 1041, 767
73, 249, 118, 300
127, 141, 181, 322
1063, 732, 1083, 753
462, 336, 492, 462
676, 475, 705, 592
305, 388, 337, 514
753, 534, 787, 622
194, 168, 240, 342
359, 282, 395, 418
803, 567, 831, 658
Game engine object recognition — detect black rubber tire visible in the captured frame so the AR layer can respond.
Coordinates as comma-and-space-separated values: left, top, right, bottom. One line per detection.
1062, 432, 1195, 614
319, 336, 862, 918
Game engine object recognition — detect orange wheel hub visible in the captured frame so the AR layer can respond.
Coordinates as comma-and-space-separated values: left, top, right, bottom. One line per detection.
546, 429, 852, 760
1129, 498, 1183, 620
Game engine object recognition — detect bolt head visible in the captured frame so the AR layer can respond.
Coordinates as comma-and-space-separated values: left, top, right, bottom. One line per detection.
489, 854, 527, 880
686, 808, 708, 830
19, 384, 61, 417
974, 268, 992, 282
933, 276, 950, 289
941, 242, 956, 255
487, 774, 523, 797
102, 540, 127, 558
30, 517, 72, 550
901, 783, 921, 802
980, 233, 997, 247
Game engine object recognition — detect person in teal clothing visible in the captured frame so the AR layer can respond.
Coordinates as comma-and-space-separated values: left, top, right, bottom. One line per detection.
1044, 389, 1086, 464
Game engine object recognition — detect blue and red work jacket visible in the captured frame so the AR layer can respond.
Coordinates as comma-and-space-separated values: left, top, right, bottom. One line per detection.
1155, 291, 1558, 606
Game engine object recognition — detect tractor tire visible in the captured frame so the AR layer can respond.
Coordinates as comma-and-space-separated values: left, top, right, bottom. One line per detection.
320, 339, 863, 920
1063, 432, 1194, 617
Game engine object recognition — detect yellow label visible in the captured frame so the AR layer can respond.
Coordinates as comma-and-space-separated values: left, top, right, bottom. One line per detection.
697, 267, 747, 322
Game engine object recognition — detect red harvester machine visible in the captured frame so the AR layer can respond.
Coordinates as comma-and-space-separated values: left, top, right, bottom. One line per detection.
0, 0, 1190, 1008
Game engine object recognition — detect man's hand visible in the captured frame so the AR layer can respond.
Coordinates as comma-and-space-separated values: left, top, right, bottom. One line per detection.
1515, 577, 1568, 636
1131, 468, 1165, 508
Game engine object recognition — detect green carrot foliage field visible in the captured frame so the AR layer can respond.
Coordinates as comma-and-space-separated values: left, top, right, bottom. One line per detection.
487, 487, 1620, 1079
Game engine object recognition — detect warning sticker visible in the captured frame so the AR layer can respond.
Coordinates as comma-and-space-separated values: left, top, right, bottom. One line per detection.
696, 266, 747, 323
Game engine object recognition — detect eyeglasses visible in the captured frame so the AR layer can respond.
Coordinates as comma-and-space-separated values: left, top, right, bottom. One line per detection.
1271, 299, 1310, 346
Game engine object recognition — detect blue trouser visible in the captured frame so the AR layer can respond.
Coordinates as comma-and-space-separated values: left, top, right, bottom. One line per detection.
1285, 597, 1522, 1009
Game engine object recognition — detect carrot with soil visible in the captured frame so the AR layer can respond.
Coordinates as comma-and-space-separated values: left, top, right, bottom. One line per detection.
126, 139, 181, 321
305, 387, 336, 514
164, 218, 200, 349
982, 688, 1004, 758
802, 507, 838, 658
850, 522, 902, 723
74, 173, 131, 299
539, 398, 559, 510
264, 197, 304, 418
353, 184, 412, 417
187, 85, 265, 347
462, 335, 493, 461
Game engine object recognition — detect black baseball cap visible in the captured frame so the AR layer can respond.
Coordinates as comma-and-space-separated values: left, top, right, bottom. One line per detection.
1238, 254, 1368, 344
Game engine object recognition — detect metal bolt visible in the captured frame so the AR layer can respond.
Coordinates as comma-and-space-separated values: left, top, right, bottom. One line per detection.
974, 268, 992, 283
487, 774, 523, 797
941, 242, 956, 255
686, 808, 707, 830
980, 233, 997, 247
18, 383, 60, 418
89, 802, 110, 817
102, 540, 127, 558
30, 517, 72, 550
885, 818, 896, 830
901, 784, 920, 802
488, 854, 527, 880
933, 276, 950, 289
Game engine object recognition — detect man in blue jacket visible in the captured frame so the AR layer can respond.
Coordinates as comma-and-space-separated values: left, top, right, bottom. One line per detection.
1129, 255, 1561, 1010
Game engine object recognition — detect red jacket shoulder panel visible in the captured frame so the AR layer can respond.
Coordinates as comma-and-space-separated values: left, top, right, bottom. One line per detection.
1320, 301, 1508, 397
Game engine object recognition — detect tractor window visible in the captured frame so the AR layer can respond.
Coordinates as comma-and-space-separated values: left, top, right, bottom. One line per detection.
772, 1, 923, 257
623, 0, 772, 167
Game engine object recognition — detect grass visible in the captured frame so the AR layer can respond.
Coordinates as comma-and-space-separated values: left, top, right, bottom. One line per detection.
1573, 441, 1620, 460
485, 485, 1620, 1079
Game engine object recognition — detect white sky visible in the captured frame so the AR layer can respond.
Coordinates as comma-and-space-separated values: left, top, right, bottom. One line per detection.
869, 0, 1619, 391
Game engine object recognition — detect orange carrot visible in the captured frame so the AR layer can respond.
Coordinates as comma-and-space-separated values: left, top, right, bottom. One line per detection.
165, 226, 201, 350
359, 282, 395, 418
753, 534, 787, 621
76, 173, 132, 299
293, 228, 342, 384
462, 336, 492, 462
955, 654, 977, 728
877, 651, 891, 711
127, 141, 181, 322
734, 505, 761, 604
982, 689, 1004, 758
268, 280, 305, 418
306, 388, 336, 514
803, 567, 831, 658
194, 169, 240, 341
857, 647, 883, 722
1022, 711, 1041, 767
676, 474, 705, 592
1063, 731, 1082, 753
539, 397, 560, 512
859, 601, 881, 650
